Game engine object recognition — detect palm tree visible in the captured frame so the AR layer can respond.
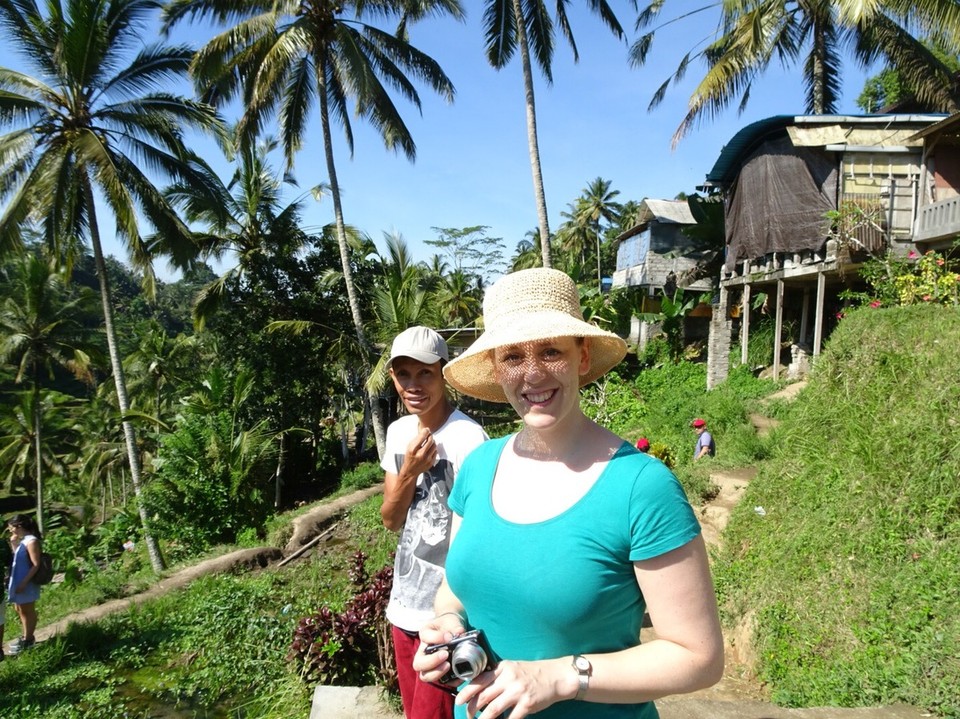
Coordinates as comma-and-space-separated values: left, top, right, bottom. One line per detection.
124, 322, 197, 447
367, 232, 438, 394
556, 199, 593, 268
163, 0, 463, 458
510, 227, 544, 270
0, 390, 80, 506
164, 133, 310, 330
575, 177, 622, 287
483, 0, 625, 267
632, 0, 960, 145
0, 0, 224, 571
0, 254, 98, 532
436, 268, 482, 327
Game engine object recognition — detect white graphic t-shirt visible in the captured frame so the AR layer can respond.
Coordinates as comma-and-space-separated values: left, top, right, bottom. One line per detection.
381, 409, 488, 632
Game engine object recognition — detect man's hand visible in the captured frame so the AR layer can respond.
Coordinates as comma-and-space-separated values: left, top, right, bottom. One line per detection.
381, 425, 439, 531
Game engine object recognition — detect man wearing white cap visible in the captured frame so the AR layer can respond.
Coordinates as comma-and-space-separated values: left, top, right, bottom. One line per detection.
380, 326, 488, 719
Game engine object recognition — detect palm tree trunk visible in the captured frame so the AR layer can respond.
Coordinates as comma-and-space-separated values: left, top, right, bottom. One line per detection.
32, 384, 45, 535
274, 430, 285, 509
513, 0, 552, 269
82, 176, 166, 573
317, 57, 387, 459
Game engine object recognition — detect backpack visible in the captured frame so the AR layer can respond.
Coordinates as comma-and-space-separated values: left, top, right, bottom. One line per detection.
32, 550, 54, 586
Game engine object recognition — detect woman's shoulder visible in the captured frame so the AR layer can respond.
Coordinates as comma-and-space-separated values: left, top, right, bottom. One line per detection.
22, 534, 38, 545
609, 442, 681, 485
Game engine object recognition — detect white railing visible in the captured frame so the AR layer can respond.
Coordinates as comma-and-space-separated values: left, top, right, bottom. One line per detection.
915, 196, 960, 242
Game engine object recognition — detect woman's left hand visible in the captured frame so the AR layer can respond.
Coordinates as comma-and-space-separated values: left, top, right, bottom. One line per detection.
15, 581, 26, 593
455, 658, 573, 719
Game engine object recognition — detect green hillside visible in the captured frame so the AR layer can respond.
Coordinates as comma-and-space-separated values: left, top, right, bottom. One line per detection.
714, 304, 960, 717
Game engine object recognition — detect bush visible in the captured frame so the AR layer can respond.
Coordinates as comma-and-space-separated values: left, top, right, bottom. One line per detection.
288, 551, 395, 689
143, 411, 275, 556
339, 461, 383, 492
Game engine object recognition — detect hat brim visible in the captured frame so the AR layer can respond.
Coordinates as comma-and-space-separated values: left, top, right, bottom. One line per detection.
388, 350, 445, 367
442, 311, 627, 403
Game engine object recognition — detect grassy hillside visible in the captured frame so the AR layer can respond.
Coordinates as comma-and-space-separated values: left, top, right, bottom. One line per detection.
714, 304, 960, 717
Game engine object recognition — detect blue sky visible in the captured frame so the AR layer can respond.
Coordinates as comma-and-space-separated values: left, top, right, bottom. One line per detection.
111, 6, 871, 280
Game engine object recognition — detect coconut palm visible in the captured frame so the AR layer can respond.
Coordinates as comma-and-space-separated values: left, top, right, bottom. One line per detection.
0, 254, 99, 532
0, 390, 81, 505
556, 199, 593, 268
632, 0, 960, 145
568, 177, 622, 286
123, 322, 198, 449
483, 0, 625, 268
164, 133, 310, 331
163, 0, 462, 458
366, 232, 438, 394
510, 228, 544, 270
436, 268, 482, 327
0, 0, 224, 571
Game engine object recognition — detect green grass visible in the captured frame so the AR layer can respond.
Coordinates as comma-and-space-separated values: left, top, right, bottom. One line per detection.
0, 496, 397, 718
714, 304, 960, 717
582, 362, 778, 503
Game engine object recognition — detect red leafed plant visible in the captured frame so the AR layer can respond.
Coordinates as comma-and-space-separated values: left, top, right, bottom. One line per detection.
288, 550, 395, 691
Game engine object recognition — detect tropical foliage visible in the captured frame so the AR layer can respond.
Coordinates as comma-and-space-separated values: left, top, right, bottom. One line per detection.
0, 0, 224, 571
482, 0, 626, 266
632, 1, 960, 144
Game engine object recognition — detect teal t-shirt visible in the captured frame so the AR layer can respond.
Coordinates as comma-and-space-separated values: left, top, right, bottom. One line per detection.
446, 436, 701, 719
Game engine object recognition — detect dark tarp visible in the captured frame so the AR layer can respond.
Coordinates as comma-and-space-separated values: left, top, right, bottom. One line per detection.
725, 136, 838, 271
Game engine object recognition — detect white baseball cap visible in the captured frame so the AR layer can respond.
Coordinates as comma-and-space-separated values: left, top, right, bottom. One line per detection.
388, 326, 449, 367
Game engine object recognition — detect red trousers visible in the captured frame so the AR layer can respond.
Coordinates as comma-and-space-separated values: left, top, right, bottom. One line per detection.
392, 625, 455, 719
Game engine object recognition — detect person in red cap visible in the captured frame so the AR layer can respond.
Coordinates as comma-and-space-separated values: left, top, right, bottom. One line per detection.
691, 419, 715, 460
635, 437, 651, 453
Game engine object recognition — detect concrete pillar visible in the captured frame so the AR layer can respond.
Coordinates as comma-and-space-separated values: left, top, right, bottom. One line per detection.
707, 286, 732, 390
814, 272, 826, 356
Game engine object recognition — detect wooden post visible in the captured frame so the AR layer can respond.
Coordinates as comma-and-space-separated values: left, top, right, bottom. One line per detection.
741, 283, 751, 366
773, 280, 784, 380
814, 272, 826, 356
800, 286, 811, 345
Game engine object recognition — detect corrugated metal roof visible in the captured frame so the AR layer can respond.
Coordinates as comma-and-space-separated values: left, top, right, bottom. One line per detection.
616, 199, 695, 242
642, 199, 696, 225
907, 111, 960, 141
704, 113, 947, 186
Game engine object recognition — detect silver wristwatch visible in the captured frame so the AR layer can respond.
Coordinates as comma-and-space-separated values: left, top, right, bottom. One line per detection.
572, 655, 592, 700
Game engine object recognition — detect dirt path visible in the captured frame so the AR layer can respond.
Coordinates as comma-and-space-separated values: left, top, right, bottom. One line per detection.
12, 484, 385, 652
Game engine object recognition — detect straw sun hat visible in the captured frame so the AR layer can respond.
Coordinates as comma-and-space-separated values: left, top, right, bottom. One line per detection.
443, 268, 628, 403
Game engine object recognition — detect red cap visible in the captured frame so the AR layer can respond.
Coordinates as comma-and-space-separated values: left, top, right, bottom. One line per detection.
635, 437, 650, 451
691, 418, 706, 428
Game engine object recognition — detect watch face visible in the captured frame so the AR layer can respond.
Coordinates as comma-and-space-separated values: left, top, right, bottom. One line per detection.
574, 656, 590, 672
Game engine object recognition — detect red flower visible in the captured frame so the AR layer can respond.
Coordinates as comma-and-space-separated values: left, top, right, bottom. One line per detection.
937, 258, 945, 266
835, 311, 845, 319
869, 300, 882, 308
908, 250, 918, 259
923, 295, 932, 302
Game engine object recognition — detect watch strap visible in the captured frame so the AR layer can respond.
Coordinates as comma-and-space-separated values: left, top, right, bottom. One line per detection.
572, 655, 591, 700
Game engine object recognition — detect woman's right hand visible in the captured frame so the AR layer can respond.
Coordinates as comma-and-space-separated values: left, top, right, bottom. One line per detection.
414, 612, 467, 683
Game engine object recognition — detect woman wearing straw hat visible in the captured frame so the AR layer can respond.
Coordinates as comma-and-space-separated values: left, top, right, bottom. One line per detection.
413, 268, 723, 719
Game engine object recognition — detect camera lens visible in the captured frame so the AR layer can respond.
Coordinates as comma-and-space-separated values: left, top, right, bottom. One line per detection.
450, 642, 488, 682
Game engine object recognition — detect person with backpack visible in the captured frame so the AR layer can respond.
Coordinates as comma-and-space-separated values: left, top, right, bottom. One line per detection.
6, 514, 43, 654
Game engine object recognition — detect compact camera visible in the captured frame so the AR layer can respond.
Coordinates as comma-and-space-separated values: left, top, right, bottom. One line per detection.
423, 629, 497, 685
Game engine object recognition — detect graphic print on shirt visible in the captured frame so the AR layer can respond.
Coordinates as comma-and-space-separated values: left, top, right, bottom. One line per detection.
392, 455, 454, 610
